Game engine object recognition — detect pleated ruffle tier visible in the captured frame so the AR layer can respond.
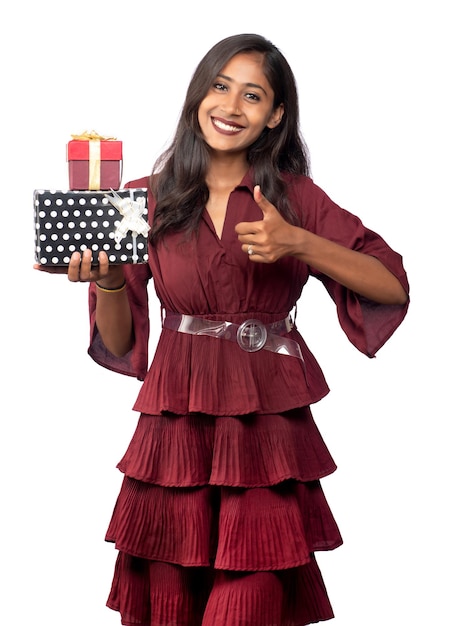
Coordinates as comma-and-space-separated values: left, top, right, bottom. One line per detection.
105, 407, 342, 625
132, 324, 331, 417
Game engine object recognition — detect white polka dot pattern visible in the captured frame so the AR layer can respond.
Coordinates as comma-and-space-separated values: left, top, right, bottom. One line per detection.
33, 188, 149, 266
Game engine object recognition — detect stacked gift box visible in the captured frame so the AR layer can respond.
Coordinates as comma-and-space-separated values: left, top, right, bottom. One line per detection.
67, 130, 123, 191
34, 131, 149, 266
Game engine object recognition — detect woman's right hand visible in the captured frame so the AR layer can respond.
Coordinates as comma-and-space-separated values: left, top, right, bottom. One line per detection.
34, 250, 125, 288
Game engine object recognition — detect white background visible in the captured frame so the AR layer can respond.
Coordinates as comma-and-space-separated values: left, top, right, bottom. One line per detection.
1, 1, 447, 624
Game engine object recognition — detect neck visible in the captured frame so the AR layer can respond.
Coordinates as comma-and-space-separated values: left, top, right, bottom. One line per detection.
206, 153, 249, 191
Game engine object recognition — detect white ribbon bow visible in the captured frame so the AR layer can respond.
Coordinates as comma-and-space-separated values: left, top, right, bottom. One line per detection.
103, 189, 150, 244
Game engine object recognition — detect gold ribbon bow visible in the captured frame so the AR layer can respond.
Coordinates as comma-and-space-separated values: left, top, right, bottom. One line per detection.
70, 130, 117, 141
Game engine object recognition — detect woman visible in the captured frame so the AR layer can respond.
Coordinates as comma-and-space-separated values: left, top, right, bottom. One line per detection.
36, 33, 409, 625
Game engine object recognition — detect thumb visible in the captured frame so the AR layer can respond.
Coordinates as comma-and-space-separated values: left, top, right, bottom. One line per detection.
253, 185, 277, 218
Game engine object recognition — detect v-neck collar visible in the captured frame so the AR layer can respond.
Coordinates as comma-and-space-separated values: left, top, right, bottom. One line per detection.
202, 170, 255, 242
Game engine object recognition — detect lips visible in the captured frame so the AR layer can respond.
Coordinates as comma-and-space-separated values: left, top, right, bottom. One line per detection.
212, 117, 244, 134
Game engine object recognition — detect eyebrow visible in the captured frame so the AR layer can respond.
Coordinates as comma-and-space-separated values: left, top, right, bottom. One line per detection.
216, 73, 268, 96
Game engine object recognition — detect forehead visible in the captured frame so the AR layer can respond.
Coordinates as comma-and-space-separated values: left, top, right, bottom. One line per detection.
218, 51, 272, 91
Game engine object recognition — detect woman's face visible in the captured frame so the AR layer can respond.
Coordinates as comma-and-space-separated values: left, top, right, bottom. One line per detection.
198, 51, 283, 156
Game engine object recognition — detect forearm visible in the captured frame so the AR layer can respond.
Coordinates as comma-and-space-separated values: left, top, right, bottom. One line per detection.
293, 228, 408, 305
95, 276, 134, 357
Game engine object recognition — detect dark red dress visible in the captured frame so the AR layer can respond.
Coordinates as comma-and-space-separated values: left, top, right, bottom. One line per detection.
88, 171, 409, 625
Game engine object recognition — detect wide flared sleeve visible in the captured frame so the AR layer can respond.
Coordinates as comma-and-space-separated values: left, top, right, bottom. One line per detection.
88, 262, 152, 380
87, 176, 153, 380
293, 176, 410, 357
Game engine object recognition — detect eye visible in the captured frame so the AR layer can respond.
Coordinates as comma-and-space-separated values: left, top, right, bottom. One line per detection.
245, 92, 261, 102
213, 82, 228, 92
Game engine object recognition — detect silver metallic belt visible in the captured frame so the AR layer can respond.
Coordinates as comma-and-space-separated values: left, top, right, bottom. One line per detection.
163, 313, 304, 360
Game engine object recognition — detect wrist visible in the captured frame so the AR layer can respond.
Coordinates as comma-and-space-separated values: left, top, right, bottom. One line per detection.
96, 278, 126, 292
95, 267, 125, 290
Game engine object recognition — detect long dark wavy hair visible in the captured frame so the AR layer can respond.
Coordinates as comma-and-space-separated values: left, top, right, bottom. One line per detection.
149, 33, 310, 244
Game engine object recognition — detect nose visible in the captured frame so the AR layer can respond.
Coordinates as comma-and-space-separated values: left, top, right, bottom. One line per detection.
221, 91, 241, 115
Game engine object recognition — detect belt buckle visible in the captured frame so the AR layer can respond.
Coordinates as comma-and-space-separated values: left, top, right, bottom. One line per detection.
236, 319, 268, 352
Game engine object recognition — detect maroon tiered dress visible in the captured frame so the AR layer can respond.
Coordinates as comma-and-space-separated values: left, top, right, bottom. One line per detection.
88, 171, 409, 625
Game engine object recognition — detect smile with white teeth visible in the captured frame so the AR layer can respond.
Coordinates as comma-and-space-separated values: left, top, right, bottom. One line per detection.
212, 118, 243, 132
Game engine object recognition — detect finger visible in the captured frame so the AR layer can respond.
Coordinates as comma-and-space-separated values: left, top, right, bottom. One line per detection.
33, 263, 68, 275
235, 220, 259, 236
96, 251, 111, 280
235, 218, 273, 243
253, 184, 263, 203
67, 252, 82, 282
253, 185, 278, 218
78, 249, 95, 281
246, 243, 259, 259
235, 186, 278, 237
67, 249, 96, 282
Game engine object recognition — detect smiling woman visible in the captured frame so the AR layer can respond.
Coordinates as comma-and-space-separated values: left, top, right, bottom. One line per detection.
198, 51, 285, 239
34, 32, 409, 626
198, 52, 284, 152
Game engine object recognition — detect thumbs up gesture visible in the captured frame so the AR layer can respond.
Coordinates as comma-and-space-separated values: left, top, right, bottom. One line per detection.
235, 185, 299, 263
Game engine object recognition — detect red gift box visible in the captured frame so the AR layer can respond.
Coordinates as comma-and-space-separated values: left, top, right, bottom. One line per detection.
67, 131, 122, 190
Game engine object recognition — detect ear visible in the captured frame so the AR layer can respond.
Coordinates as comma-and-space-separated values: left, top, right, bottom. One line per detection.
266, 103, 284, 129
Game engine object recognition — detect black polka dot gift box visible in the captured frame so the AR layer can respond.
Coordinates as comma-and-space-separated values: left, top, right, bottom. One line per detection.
34, 188, 149, 266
